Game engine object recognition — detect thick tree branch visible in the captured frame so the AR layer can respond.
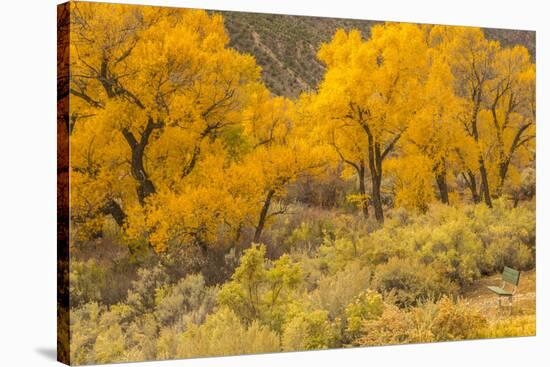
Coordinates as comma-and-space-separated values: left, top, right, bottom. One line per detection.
381, 129, 405, 161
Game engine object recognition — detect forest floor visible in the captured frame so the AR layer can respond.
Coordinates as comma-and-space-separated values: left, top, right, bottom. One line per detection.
463, 269, 536, 320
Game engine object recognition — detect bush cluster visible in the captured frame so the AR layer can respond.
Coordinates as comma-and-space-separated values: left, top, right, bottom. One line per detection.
69, 201, 535, 363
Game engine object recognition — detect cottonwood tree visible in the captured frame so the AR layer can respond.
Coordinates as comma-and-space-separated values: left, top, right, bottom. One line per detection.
311, 24, 429, 222
242, 89, 327, 243
437, 27, 500, 207
69, 3, 263, 252
393, 45, 465, 208
483, 46, 535, 197
430, 26, 536, 206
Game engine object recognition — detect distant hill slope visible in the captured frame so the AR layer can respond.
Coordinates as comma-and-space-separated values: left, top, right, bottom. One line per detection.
213, 10, 535, 98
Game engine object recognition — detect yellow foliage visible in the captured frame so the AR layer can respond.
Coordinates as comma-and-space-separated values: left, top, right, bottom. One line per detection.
479, 315, 536, 338
68, 2, 326, 252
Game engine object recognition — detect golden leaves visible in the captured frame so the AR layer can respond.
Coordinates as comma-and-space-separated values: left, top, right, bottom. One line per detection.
68, 3, 536, 249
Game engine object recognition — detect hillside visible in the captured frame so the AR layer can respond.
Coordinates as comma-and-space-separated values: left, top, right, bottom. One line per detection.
215, 10, 535, 97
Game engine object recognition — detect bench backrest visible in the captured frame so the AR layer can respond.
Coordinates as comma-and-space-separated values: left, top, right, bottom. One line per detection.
502, 266, 521, 286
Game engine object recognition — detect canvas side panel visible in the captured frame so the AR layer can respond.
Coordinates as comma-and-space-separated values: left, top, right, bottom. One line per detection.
57, 2, 71, 365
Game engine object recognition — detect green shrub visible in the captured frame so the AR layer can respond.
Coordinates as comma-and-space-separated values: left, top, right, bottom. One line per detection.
289, 248, 327, 291
361, 228, 412, 266
285, 220, 325, 251
319, 236, 370, 273
471, 199, 535, 273
218, 244, 302, 332
66, 200, 535, 362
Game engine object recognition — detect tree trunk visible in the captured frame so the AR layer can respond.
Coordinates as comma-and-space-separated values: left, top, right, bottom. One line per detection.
434, 160, 449, 204
497, 159, 510, 197
358, 163, 369, 218
371, 172, 384, 223
469, 89, 492, 208
464, 171, 480, 204
102, 199, 127, 227
367, 146, 384, 223
131, 136, 155, 205
357, 112, 403, 224
496, 122, 533, 197
366, 137, 384, 223
122, 118, 162, 206
478, 157, 492, 208
435, 172, 449, 204
254, 189, 275, 243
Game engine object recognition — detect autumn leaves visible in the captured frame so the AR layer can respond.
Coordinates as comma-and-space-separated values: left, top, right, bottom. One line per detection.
69, 4, 321, 252
68, 3, 535, 255
310, 24, 535, 221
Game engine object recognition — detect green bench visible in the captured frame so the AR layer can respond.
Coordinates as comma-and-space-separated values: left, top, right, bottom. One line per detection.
488, 266, 520, 311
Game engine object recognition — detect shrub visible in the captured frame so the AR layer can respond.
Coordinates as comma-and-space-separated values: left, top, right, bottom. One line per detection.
124, 314, 158, 361
285, 220, 325, 252
471, 199, 535, 273
431, 296, 487, 341
372, 257, 458, 307
156, 327, 179, 360
75, 302, 135, 364
357, 297, 488, 346
485, 239, 534, 273
289, 248, 327, 291
358, 304, 412, 346
479, 315, 536, 338
176, 307, 280, 358
126, 265, 169, 313
70, 260, 106, 306
154, 273, 218, 328
218, 244, 302, 332
419, 220, 484, 286
310, 262, 372, 319
282, 309, 337, 351
93, 324, 126, 363
67, 199, 535, 362
406, 300, 439, 343
319, 236, 373, 273
361, 228, 412, 265
344, 290, 384, 342
472, 199, 535, 248
70, 302, 104, 365
361, 300, 441, 346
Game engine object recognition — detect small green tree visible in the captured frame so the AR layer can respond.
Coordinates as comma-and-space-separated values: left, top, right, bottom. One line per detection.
218, 244, 302, 332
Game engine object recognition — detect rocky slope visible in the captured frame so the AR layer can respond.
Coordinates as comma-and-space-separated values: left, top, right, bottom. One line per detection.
214, 10, 535, 98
